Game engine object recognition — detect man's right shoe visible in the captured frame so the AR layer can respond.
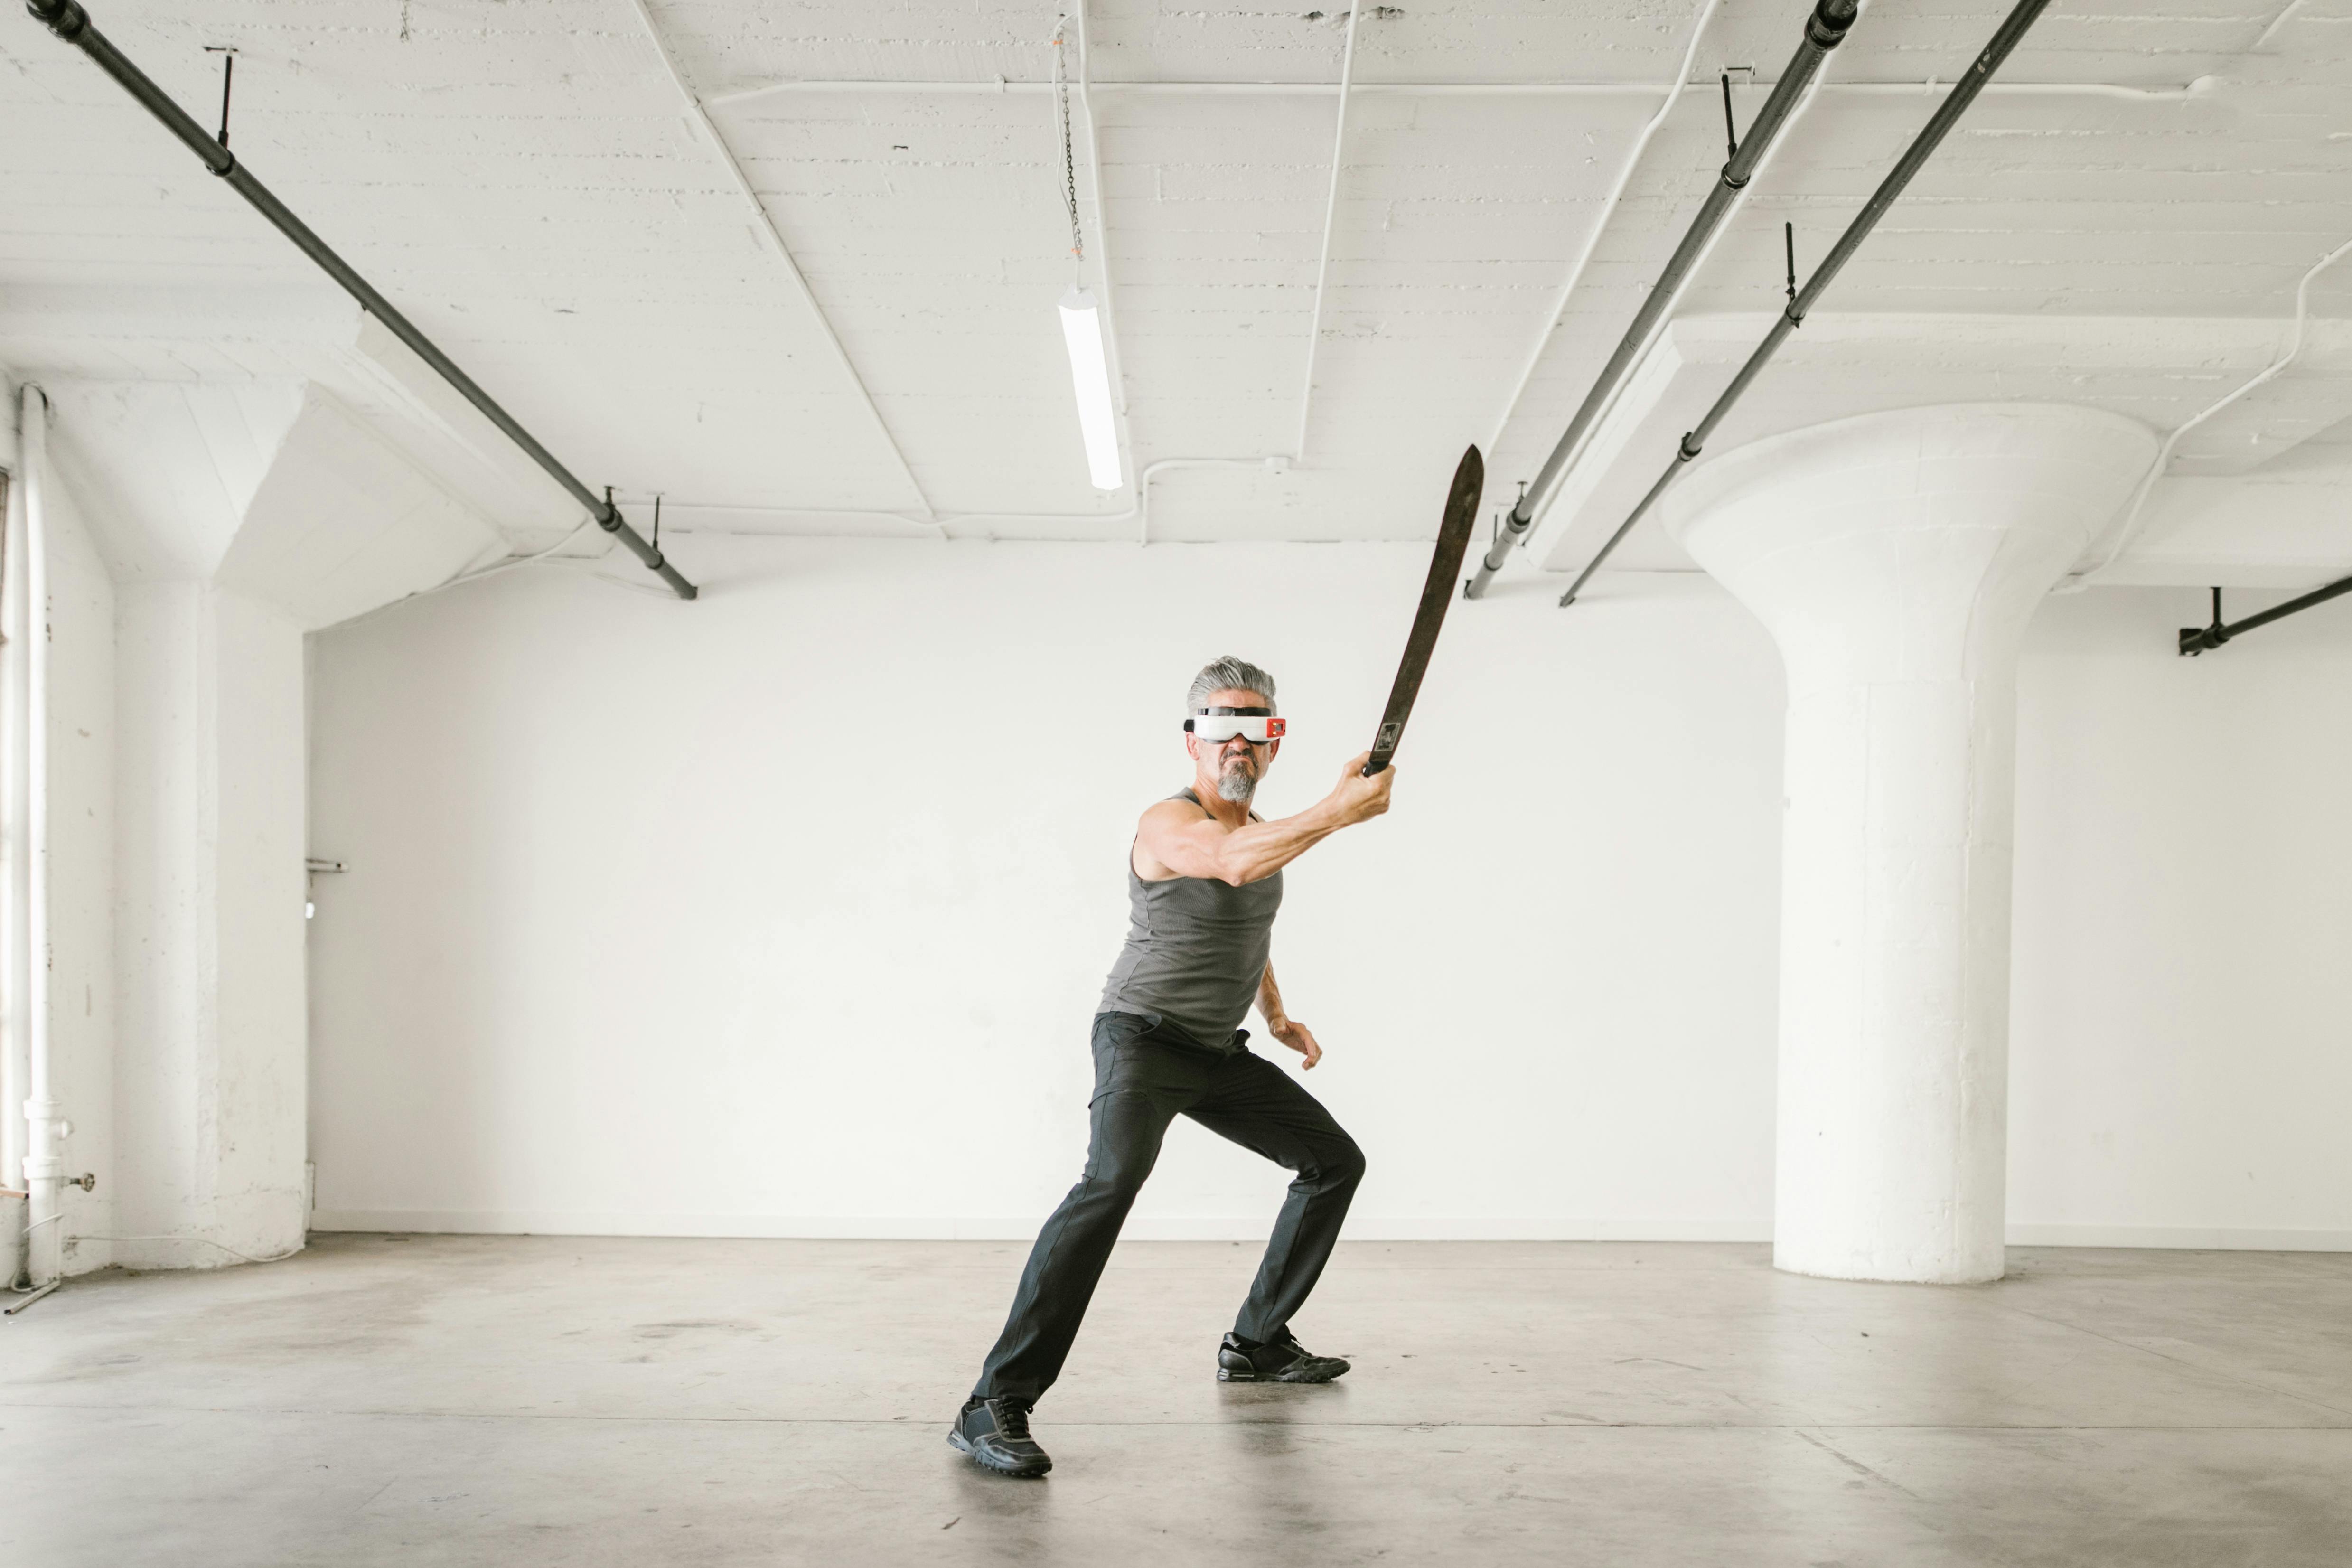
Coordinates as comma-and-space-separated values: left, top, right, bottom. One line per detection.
949, 1396, 1052, 1477
1217, 1329, 1351, 1383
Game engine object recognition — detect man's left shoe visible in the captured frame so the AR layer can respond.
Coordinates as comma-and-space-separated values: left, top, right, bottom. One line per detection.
948, 1396, 1052, 1476
1217, 1329, 1350, 1383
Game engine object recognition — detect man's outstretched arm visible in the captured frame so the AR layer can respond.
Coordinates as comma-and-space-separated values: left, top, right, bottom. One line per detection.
1139, 752, 1393, 887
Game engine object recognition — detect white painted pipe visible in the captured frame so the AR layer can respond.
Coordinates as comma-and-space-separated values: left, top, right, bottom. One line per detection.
2254, 0, 2309, 49
2069, 230, 2352, 586
1071, 4, 1134, 437
709, 77, 2209, 105
16, 385, 60, 1289
1293, 0, 1365, 462
0, 387, 29, 1288
314, 456, 1283, 592
1479, 0, 1725, 474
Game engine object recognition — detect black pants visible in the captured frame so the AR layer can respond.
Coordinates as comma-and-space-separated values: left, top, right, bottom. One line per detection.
970, 1011, 1367, 1405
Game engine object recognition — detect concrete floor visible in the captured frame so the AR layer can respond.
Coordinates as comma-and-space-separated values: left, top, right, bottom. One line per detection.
2, 1237, 2348, 1566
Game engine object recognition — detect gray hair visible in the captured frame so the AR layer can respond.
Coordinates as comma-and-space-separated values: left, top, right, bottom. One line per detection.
1187, 656, 1277, 714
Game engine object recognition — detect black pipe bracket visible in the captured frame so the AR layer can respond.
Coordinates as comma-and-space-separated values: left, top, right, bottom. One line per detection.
2180, 576, 2352, 655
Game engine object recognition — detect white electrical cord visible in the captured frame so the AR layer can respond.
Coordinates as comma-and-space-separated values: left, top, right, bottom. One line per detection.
582, 568, 689, 600
67, 1235, 304, 1266
323, 516, 611, 631
440, 516, 606, 587
2254, 0, 2308, 49
2070, 232, 2352, 586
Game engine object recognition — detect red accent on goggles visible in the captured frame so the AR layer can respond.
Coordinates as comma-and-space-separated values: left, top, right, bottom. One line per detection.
1185, 708, 1285, 744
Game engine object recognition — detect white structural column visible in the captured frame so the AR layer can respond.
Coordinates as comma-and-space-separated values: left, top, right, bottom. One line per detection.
1664, 404, 2156, 1283
112, 582, 309, 1271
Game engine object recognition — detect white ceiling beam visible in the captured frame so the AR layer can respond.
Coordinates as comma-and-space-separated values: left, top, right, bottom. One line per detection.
619, 0, 939, 525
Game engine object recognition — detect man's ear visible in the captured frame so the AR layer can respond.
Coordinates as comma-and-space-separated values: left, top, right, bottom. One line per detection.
1265, 738, 1282, 762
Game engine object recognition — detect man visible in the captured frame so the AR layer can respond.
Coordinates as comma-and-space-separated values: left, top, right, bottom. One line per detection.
951, 656, 1395, 1478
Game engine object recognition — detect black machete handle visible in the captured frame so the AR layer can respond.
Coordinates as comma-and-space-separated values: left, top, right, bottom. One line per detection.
1366, 444, 1483, 775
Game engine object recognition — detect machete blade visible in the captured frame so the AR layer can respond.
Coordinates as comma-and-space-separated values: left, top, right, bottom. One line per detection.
1365, 444, 1483, 774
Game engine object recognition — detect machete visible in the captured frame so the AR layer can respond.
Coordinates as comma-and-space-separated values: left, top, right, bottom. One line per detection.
1364, 444, 1484, 775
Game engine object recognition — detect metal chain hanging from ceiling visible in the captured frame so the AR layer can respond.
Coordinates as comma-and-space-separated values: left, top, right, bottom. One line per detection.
1052, 17, 1085, 271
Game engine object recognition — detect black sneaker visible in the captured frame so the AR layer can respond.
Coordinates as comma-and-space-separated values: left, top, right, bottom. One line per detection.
949, 1396, 1052, 1477
1217, 1329, 1351, 1383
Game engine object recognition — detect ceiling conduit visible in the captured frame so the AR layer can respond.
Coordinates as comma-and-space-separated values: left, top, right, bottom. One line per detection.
1557, 0, 2052, 610
2178, 578, 2352, 656
24, 0, 700, 601
1462, 0, 1860, 601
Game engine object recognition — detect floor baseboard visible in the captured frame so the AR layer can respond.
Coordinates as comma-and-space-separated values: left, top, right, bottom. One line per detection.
308, 1210, 2350, 1251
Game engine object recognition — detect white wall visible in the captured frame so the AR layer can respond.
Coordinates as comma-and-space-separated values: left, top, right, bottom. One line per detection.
306, 539, 1788, 1239
305, 540, 2352, 1248
2009, 586, 2352, 1248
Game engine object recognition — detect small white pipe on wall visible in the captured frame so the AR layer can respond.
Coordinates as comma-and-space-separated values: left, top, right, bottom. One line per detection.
14, 385, 62, 1289
0, 390, 26, 1288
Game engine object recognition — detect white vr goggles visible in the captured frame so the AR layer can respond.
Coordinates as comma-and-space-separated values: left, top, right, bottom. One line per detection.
1185, 706, 1286, 744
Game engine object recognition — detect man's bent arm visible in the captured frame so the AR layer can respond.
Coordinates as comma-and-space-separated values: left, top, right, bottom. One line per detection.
1257, 960, 1288, 1030
1256, 959, 1322, 1068
1140, 752, 1392, 886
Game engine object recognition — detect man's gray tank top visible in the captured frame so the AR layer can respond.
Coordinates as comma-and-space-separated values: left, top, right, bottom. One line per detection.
1097, 789, 1283, 1051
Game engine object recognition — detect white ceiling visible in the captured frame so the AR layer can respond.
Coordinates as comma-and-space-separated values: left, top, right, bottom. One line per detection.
1, 0, 2348, 586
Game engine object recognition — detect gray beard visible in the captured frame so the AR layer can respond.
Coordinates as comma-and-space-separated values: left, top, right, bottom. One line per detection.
1214, 767, 1257, 804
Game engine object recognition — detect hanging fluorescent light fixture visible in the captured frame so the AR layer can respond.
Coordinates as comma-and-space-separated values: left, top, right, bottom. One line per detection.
1058, 285, 1122, 491
1050, 15, 1123, 493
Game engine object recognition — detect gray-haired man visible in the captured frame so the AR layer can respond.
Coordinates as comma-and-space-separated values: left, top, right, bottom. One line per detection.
951, 656, 1395, 1477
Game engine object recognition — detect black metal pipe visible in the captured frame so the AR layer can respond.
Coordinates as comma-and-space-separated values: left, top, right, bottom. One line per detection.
23, 0, 698, 601
1463, 0, 1858, 601
2179, 575, 2352, 655
1559, 0, 2051, 609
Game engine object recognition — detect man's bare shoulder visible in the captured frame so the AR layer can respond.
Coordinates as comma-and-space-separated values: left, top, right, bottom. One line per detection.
1139, 794, 1214, 830
1134, 795, 1217, 882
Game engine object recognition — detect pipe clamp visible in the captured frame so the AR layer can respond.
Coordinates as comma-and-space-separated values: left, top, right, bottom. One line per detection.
28, 0, 89, 42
